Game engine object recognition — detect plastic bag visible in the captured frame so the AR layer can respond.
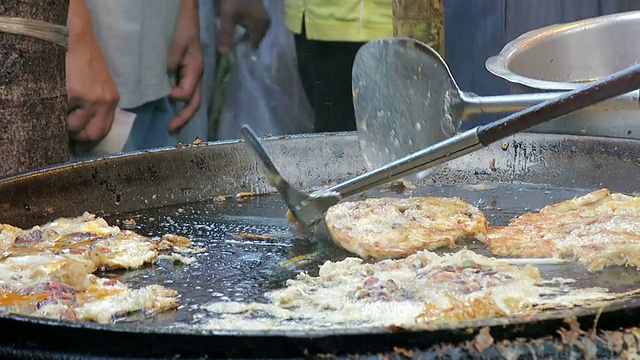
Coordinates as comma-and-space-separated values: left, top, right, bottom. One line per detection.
216, 0, 315, 140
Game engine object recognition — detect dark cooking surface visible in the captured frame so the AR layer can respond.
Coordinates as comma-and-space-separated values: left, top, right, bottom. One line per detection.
103, 193, 318, 328
98, 182, 640, 330
3, 133, 640, 358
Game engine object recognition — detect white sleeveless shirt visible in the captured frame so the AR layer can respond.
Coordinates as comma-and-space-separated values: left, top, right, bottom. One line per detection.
85, 0, 180, 109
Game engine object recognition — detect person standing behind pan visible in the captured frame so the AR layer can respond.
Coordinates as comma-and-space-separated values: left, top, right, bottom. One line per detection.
285, 0, 393, 133
66, 0, 202, 156
66, 0, 270, 157
179, 0, 271, 145
286, 0, 640, 134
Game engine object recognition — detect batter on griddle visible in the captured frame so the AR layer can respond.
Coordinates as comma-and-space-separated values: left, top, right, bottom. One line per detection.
324, 196, 488, 259
201, 248, 630, 331
485, 188, 640, 271
0, 212, 200, 323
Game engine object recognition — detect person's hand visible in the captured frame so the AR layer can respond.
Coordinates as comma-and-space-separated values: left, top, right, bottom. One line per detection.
167, 0, 204, 132
66, 0, 119, 142
218, 0, 271, 54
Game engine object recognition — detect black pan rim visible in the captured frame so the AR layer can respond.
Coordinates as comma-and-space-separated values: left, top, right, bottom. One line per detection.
0, 297, 639, 358
2, 131, 640, 357
1, 293, 639, 338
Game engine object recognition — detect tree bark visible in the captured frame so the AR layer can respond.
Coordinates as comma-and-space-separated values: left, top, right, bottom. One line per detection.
392, 0, 445, 58
0, 0, 69, 177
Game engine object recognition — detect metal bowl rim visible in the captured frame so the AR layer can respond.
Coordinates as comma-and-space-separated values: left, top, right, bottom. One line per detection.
485, 10, 640, 90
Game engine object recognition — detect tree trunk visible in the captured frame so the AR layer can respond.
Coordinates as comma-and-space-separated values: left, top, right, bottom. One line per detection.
0, 0, 69, 177
392, 0, 445, 58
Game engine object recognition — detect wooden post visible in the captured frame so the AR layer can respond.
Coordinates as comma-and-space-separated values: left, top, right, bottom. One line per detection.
0, 1, 70, 177
392, 0, 445, 58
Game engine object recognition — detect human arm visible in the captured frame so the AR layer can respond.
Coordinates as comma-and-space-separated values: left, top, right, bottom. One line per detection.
167, 0, 204, 132
218, 0, 271, 54
66, 0, 120, 142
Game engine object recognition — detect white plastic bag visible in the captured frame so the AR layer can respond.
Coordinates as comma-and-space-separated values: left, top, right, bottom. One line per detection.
216, 0, 315, 140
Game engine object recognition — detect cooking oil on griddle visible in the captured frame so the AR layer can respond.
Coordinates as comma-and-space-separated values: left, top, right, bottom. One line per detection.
103, 183, 640, 328
103, 193, 320, 327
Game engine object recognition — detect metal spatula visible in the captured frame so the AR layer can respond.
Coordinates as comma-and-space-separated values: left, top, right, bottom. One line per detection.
242, 62, 640, 230
353, 37, 640, 173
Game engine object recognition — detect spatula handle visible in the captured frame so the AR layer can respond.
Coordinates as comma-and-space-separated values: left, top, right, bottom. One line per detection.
327, 63, 640, 201
477, 64, 640, 145
240, 126, 285, 190
463, 90, 640, 118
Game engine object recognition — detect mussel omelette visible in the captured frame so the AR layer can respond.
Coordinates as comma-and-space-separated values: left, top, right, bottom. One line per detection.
0, 212, 202, 323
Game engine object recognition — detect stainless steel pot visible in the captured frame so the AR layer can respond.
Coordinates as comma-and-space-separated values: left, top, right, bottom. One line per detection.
485, 11, 640, 138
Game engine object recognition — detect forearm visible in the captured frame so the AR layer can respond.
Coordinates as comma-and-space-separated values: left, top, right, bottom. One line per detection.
67, 0, 97, 44
178, 0, 200, 28
66, 0, 119, 121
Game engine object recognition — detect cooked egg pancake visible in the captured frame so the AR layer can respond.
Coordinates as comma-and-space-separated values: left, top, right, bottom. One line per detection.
0, 212, 197, 323
485, 188, 640, 271
325, 197, 489, 259
201, 248, 627, 331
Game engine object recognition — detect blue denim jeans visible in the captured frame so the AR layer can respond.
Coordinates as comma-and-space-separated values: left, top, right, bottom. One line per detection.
69, 1, 218, 160
122, 97, 177, 152
69, 97, 175, 162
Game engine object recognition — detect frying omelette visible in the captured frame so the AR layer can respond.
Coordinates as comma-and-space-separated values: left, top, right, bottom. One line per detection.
485, 188, 640, 271
0, 212, 200, 323
324, 197, 489, 259
202, 248, 629, 331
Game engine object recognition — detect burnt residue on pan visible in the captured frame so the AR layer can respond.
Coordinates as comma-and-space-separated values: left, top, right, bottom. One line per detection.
100, 182, 640, 330
343, 321, 640, 360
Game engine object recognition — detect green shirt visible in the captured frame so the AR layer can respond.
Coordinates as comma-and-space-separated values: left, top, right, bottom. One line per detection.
285, 0, 393, 42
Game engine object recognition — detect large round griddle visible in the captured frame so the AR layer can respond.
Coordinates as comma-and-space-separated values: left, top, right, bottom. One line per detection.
1, 132, 640, 359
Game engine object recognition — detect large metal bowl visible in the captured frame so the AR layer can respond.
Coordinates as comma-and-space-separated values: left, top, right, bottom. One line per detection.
485, 11, 640, 138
